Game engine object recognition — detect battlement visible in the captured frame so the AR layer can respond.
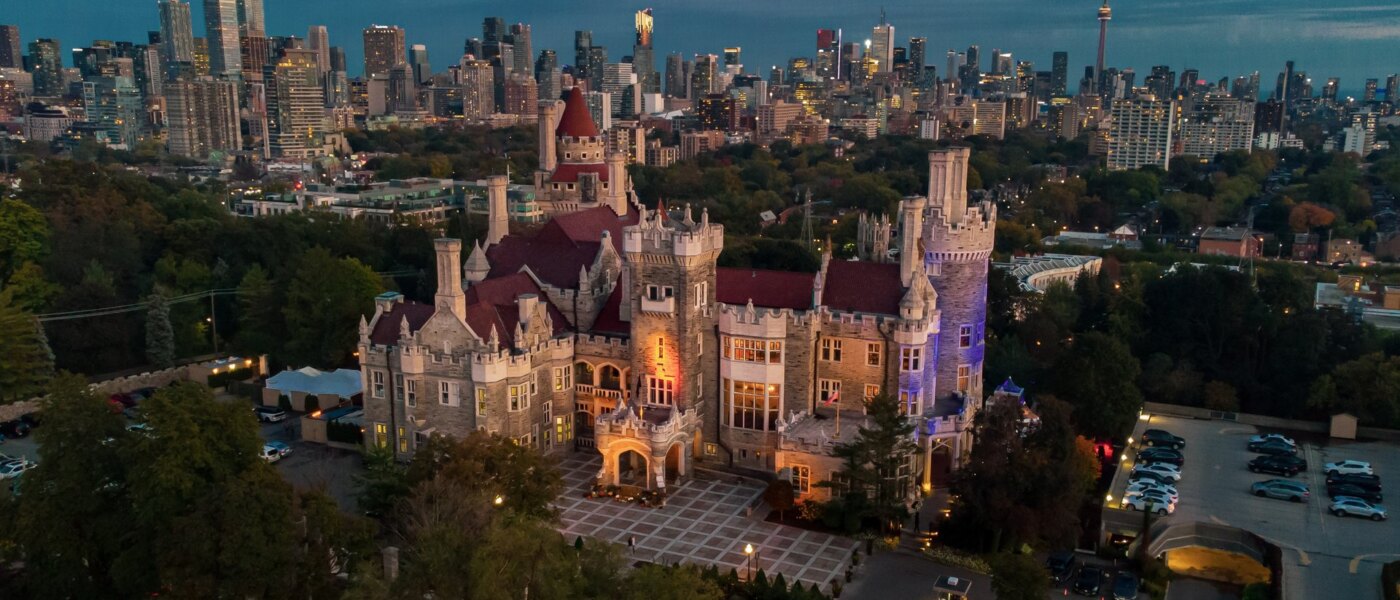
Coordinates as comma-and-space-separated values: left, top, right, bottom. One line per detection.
575, 334, 631, 349
923, 201, 998, 260
623, 206, 725, 258
717, 300, 813, 327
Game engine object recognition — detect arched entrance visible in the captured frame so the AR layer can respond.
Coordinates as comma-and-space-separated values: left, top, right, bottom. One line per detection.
664, 442, 685, 484
618, 450, 649, 487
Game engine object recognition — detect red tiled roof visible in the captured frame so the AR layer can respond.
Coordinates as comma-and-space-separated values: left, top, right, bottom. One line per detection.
549, 162, 609, 184
464, 273, 570, 345
556, 87, 599, 138
369, 300, 435, 345
590, 284, 629, 335
716, 268, 815, 310
822, 260, 904, 315
486, 206, 639, 289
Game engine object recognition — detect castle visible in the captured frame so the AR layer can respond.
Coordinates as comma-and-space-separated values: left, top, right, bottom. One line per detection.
358, 89, 996, 501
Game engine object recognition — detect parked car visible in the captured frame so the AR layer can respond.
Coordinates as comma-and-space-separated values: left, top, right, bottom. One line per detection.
1326, 472, 1382, 491
0, 420, 31, 439
1046, 552, 1076, 584
1329, 497, 1387, 521
1251, 479, 1309, 502
1248, 439, 1298, 456
1327, 483, 1383, 503
1249, 455, 1306, 476
1124, 494, 1175, 515
1126, 488, 1178, 507
1249, 433, 1296, 448
1141, 429, 1185, 449
1137, 447, 1185, 466
253, 405, 288, 423
1127, 479, 1178, 497
1072, 566, 1105, 596
1131, 463, 1182, 482
1129, 470, 1176, 486
1111, 571, 1140, 600
260, 441, 291, 463
0, 460, 34, 480
1325, 460, 1374, 476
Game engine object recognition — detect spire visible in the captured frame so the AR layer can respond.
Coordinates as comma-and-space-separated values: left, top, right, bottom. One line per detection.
465, 239, 491, 283
358, 315, 369, 342
398, 314, 411, 340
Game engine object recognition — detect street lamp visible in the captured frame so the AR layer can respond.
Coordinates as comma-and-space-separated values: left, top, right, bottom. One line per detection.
744, 543, 754, 579
494, 495, 504, 506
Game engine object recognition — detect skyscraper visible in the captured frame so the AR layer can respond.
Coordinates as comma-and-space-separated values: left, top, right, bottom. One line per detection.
870, 14, 894, 73
509, 23, 532, 76
587, 46, 608, 91
409, 44, 431, 84
663, 53, 683, 98
459, 56, 494, 119
1386, 75, 1398, 105
1364, 78, 1378, 103
192, 37, 210, 76
1051, 51, 1068, 96
157, 2, 195, 78
1322, 77, 1340, 103
633, 9, 657, 94
1107, 97, 1174, 170
329, 47, 346, 72
203, 0, 242, 79
265, 48, 326, 156
362, 25, 405, 78
28, 39, 63, 96
1096, 0, 1112, 91
237, 0, 264, 38
165, 78, 241, 157
0, 25, 19, 69
723, 47, 742, 73
908, 37, 926, 74
816, 28, 839, 79
692, 54, 717, 97
482, 17, 506, 44
573, 30, 592, 83
1180, 93, 1255, 158
307, 26, 331, 76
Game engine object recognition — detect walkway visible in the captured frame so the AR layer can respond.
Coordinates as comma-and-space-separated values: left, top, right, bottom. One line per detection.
554, 452, 859, 590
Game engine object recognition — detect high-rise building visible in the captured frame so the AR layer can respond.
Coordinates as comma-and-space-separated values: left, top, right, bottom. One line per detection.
1050, 51, 1068, 97
908, 36, 926, 83
409, 44, 431, 84
723, 47, 742, 74
203, 0, 242, 79
192, 37, 210, 76
363, 25, 405, 78
387, 64, 416, 112
503, 72, 538, 116
633, 9, 658, 94
692, 53, 717, 97
158, 2, 196, 78
82, 74, 143, 147
265, 48, 326, 156
482, 17, 506, 44
0, 25, 19, 69
1096, 0, 1112, 91
28, 39, 63, 96
329, 46, 346, 73
602, 62, 639, 118
573, 30, 592, 83
1179, 93, 1255, 159
871, 15, 894, 74
1364, 78, 1379, 103
1386, 75, 1399, 104
460, 57, 495, 119
165, 77, 241, 157
237, 0, 264, 37
993, 52, 1013, 76
1322, 78, 1340, 103
307, 26, 330, 76
1107, 97, 1174, 170
535, 49, 559, 100
664, 52, 683, 98
509, 23, 532, 76
816, 28, 839, 79
587, 46, 608, 91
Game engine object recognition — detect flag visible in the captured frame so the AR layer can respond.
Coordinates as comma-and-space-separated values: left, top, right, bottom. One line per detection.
823, 389, 840, 406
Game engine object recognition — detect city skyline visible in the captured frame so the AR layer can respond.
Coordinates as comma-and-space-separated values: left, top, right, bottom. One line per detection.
7, 0, 1396, 95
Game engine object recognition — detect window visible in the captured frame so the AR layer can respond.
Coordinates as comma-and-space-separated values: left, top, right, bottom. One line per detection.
695, 282, 708, 307
791, 465, 811, 494
397, 426, 408, 453
901, 347, 922, 372
899, 389, 921, 415
371, 371, 385, 398
645, 285, 673, 301
374, 423, 388, 448
722, 336, 782, 363
509, 384, 529, 411
406, 379, 417, 407
866, 342, 881, 366
656, 337, 665, 360
529, 376, 538, 396
391, 373, 402, 401
957, 365, 971, 393
554, 415, 573, 443
820, 338, 843, 362
819, 379, 841, 404
697, 331, 704, 356
959, 325, 973, 349
476, 387, 487, 416
704, 442, 718, 456
439, 381, 458, 406
864, 384, 880, 400
553, 365, 572, 391
723, 378, 781, 431
646, 375, 675, 405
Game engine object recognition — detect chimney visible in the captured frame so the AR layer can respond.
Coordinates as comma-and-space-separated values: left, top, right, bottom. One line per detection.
516, 293, 539, 329
487, 175, 509, 246
899, 196, 926, 288
433, 238, 466, 321
928, 147, 970, 217
538, 102, 559, 172
602, 152, 628, 216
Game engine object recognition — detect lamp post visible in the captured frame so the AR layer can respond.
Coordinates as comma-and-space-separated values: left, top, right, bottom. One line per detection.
494, 495, 504, 507
743, 543, 754, 580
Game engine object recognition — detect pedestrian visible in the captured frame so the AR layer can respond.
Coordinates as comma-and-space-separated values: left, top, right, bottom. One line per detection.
628, 535, 636, 555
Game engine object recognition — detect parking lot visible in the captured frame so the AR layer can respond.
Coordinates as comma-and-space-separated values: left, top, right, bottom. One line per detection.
1107, 414, 1400, 600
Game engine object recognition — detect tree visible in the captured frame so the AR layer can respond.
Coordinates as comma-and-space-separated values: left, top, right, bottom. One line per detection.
822, 393, 917, 533
468, 519, 582, 600
622, 564, 724, 600
1051, 332, 1142, 439
988, 553, 1050, 600
0, 198, 50, 283
234, 264, 282, 356
1288, 202, 1335, 232
282, 247, 383, 367
145, 293, 176, 368
764, 479, 796, 522
0, 290, 54, 402
1203, 381, 1240, 412
405, 431, 563, 519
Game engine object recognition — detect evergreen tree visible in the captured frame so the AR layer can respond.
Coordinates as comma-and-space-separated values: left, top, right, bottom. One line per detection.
145, 293, 175, 368
0, 289, 54, 402
821, 393, 918, 533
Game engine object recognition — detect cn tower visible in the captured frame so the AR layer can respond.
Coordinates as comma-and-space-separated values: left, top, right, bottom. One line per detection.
1095, 0, 1112, 90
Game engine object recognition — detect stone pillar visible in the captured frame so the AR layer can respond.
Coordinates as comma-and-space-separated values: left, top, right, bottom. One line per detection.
433, 239, 466, 321
539, 102, 559, 172
899, 196, 926, 287
602, 152, 628, 216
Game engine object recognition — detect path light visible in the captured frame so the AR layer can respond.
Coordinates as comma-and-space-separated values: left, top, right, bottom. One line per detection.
744, 543, 755, 579
494, 495, 504, 506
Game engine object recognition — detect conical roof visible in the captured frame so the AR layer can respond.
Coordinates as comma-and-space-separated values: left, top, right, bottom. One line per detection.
556, 87, 600, 138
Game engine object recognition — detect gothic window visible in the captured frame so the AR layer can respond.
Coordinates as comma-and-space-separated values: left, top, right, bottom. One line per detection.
371, 371, 385, 398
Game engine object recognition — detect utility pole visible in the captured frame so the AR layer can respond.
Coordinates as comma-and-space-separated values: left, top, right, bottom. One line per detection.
209, 291, 219, 354
800, 188, 815, 251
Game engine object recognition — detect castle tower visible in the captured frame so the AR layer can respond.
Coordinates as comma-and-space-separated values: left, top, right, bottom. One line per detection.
538, 100, 560, 172
486, 174, 509, 246
602, 152, 629, 216
433, 238, 466, 322
922, 147, 996, 404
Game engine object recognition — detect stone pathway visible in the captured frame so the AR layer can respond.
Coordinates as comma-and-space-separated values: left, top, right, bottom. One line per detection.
554, 452, 859, 590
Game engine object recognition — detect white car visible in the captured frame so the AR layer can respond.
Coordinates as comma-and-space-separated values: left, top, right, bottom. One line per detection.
1249, 433, 1296, 448
1124, 494, 1175, 515
1126, 488, 1179, 506
260, 442, 291, 463
0, 460, 34, 480
1127, 482, 1179, 503
1325, 460, 1373, 476
1132, 462, 1182, 482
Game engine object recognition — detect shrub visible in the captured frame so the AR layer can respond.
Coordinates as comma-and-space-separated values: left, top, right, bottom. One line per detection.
304, 394, 320, 413
326, 420, 362, 445
277, 394, 292, 411
921, 546, 992, 574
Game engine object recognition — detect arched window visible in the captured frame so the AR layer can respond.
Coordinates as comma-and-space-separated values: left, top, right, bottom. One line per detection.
599, 364, 623, 391
575, 361, 596, 386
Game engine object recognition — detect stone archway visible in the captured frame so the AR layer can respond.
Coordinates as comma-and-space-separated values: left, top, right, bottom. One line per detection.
618, 450, 649, 487
664, 442, 685, 484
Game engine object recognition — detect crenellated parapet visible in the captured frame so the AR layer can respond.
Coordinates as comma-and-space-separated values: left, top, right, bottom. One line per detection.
622, 205, 725, 262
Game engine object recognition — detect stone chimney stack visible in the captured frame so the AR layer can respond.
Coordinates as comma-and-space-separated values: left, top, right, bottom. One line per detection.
516, 293, 539, 329
538, 101, 560, 172
487, 174, 509, 246
434, 239, 466, 322
928, 146, 971, 218
603, 152, 628, 216
899, 196, 926, 287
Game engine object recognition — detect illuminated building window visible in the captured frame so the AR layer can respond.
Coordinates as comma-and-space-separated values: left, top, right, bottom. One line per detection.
722, 378, 781, 431
646, 375, 674, 406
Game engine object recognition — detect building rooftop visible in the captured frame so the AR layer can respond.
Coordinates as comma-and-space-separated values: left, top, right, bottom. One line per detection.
265, 367, 362, 398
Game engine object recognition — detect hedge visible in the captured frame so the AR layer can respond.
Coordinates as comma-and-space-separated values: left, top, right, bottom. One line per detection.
327, 420, 363, 445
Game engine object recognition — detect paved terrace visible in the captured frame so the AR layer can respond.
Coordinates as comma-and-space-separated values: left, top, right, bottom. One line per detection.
554, 453, 859, 591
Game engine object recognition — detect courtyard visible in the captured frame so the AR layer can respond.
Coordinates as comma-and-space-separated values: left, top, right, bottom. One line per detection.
554, 452, 859, 591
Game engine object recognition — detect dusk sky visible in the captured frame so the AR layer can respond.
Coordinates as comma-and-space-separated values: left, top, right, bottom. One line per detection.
11, 0, 1399, 94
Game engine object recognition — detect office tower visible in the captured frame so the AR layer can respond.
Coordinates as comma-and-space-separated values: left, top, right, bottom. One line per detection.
841, 42, 861, 81
1387, 75, 1399, 104
664, 52, 683, 98
1180, 93, 1255, 158
1322, 78, 1340, 103
587, 46, 608, 91
203, 0, 241, 79
409, 44, 430, 84
1049, 51, 1068, 97
1364, 78, 1378, 103
158, 2, 195, 78
483, 17, 506, 44
307, 26, 330, 75
83, 74, 143, 147
1107, 97, 1174, 170
165, 78, 241, 157
535, 49, 559, 99
363, 25, 405, 78
325, 69, 348, 107
1096, 0, 1111, 90
503, 72, 537, 115
574, 30, 592, 83
692, 54, 717, 96
237, 0, 264, 36
871, 13, 894, 73
965, 45, 980, 73
192, 37, 210, 75
602, 62, 639, 118
769, 66, 784, 87
387, 64, 416, 112
633, 9, 658, 94
460, 57, 495, 119
329, 46, 346, 73
816, 28, 838, 79
0, 25, 19, 69
265, 48, 326, 155
993, 52, 1013, 76
28, 39, 63, 96
509, 23, 532, 76
723, 47, 742, 74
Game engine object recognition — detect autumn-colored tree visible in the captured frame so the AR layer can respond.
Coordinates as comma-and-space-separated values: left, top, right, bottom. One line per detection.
1288, 202, 1335, 232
